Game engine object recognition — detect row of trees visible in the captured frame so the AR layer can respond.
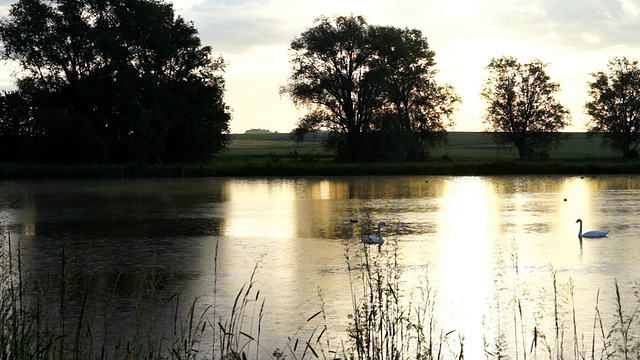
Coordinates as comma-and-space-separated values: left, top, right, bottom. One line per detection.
283, 15, 640, 161
0, 0, 231, 163
0, 4, 638, 164
482, 55, 640, 160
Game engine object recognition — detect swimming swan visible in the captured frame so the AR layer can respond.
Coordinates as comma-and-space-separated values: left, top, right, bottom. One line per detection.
361, 221, 386, 250
576, 219, 609, 238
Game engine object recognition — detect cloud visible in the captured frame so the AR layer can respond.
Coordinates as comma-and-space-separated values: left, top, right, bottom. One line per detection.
195, 15, 290, 54
472, 0, 640, 51
173, 0, 317, 55
174, 0, 423, 55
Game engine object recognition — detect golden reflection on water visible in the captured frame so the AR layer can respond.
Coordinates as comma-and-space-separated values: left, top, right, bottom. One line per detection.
435, 177, 497, 353
222, 180, 297, 239
6, 176, 640, 357
560, 177, 593, 238
314, 180, 332, 200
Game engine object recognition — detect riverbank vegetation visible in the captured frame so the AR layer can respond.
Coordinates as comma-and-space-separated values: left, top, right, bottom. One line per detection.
1, 132, 640, 179
3, 159, 640, 179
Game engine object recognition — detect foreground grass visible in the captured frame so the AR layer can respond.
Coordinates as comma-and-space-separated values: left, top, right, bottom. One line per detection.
0, 230, 323, 360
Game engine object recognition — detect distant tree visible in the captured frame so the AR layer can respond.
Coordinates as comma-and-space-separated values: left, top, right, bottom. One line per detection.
481, 56, 570, 160
0, 0, 230, 163
245, 129, 273, 134
585, 57, 640, 159
282, 15, 457, 162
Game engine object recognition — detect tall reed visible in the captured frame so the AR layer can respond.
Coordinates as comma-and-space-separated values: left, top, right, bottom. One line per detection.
344, 231, 461, 360
0, 228, 327, 360
481, 238, 640, 360
5, 222, 640, 359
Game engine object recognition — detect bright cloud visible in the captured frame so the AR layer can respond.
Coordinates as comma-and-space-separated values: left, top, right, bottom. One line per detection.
2, 0, 640, 133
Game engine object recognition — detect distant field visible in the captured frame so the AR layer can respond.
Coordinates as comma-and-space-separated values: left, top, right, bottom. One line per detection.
226, 132, 619, 160
226, 132, 327, 157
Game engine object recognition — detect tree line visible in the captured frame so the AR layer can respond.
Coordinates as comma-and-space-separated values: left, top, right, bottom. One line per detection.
0, 4, 638, 163
282, 15, 640, 161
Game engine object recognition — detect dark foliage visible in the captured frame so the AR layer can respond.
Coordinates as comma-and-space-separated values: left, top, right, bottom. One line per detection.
586, 57, 640, 159
281, 15, 458, 162
482, 56, 570, 160
0, 0, 230, 164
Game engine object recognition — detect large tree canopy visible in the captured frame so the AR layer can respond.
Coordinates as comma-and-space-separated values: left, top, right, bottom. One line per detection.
282, 15, 458, 162
585, 57, 640, 159
481, 56, 570, 160
0, 0, 230, 163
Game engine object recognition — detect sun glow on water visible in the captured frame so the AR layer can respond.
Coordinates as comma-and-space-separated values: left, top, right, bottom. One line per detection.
223, 180, 297, 239
434, 177, 497, 355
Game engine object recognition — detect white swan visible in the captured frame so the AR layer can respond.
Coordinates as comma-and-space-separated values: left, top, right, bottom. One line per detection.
576, 219, 609, 238
361, 221, 386, 250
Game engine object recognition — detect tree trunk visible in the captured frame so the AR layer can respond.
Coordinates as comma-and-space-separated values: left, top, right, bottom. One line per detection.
346, 130, 358, 162
622, 148, 639, 159
517, 144, 527, 160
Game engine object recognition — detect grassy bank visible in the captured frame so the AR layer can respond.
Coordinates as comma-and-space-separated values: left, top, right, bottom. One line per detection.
1, 132, 639, 179
1, 159, 640, 179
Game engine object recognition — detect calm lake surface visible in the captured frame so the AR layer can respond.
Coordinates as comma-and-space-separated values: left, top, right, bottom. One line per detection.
2, 175, 640, 357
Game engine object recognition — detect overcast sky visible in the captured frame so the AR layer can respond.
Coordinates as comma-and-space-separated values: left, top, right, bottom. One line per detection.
3, 0, 640, 133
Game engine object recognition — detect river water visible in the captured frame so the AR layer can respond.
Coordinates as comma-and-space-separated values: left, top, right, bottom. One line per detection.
1, 175, 640, 358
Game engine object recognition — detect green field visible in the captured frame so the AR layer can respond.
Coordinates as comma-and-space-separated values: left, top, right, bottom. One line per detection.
226, 131, 619, 160
226, 132, 327, 157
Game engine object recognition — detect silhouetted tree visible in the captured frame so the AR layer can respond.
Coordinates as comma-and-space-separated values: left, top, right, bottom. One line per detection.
282, 15, 376, 162
585, 57, 640, 159
0, 0, 230, 163
482, 56, 570, 160
282, 15, 457, 162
